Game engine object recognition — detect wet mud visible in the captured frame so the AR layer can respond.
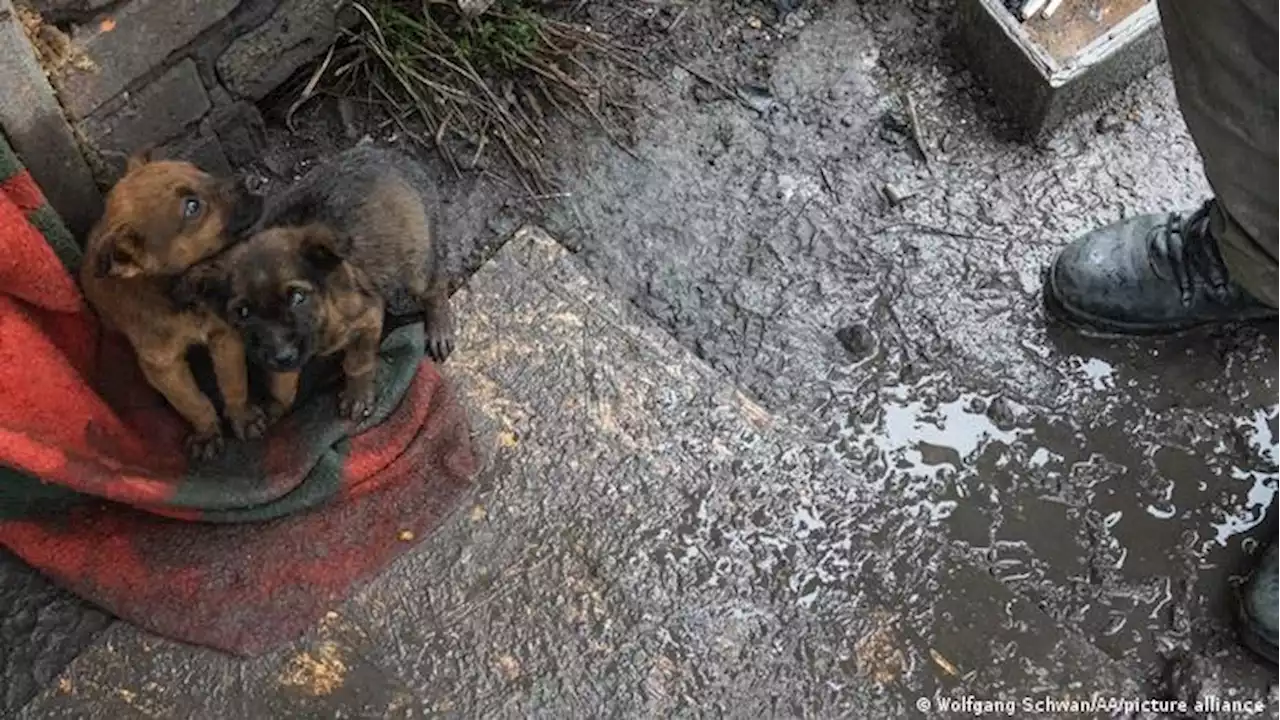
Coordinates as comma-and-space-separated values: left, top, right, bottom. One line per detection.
255, 0, 1277, 710
540, 0, 1278, 704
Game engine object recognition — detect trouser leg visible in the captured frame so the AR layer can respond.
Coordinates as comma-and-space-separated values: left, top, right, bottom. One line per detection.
1158, 0, 1278, 308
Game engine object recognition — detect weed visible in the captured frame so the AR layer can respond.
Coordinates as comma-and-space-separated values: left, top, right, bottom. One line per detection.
295, 0, 641, 192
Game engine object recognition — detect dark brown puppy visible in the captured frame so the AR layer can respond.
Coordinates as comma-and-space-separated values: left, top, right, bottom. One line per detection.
174, 146, 454, 421
80, 153, 264, 458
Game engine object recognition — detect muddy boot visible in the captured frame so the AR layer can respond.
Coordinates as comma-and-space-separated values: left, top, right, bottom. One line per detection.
1045, 201, 1277, 334
1239, 542, 1278, 664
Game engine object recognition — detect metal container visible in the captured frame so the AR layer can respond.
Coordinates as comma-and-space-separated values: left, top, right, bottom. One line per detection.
956, 0, 1167, 138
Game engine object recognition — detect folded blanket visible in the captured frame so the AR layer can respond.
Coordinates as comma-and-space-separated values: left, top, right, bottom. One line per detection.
0, 134, 476, 655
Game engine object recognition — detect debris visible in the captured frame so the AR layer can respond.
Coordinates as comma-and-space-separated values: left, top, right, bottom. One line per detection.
469, 504, 488, 522
746, 15, 763, 30
738, 84, 775, 114
337, 97, 360, 140
397, 529, 415, 541
494, 654, 522, 681
1019, 0, 1047, 20
1041, 0, 1064, 19
985, 396, 1016, 430
836, 324, 875, 361
680, 64, 765, 114
881, 183, 917, 207
17, 6, 97, 77
930, 648, 960, 677
279, 642, 348, 696
1094, 111, 1124, 134
819, 165, 840, 203
901, 90, 932, 167
456, 0, 496, 16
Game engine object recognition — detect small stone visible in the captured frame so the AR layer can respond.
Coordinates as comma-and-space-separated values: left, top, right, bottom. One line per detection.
739, 84, 774, 114
397, 529, 415, 542
881, 183, 916, 206
835, 324, 874, 361
456, 0, 496, 16
986, 396, 1016, 430
1094, 111, 1124, 134
494, 654, 521, 681
746, 15, 763, 29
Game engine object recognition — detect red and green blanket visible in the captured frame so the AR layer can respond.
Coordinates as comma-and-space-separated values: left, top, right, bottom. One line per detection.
0, 134, 477, 655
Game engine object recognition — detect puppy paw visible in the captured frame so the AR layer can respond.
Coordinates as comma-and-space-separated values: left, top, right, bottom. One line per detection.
426, 325, 455, 363
265, 400, 292, 424
185, 428, 225, 461
227, 404, 268, 440
338, 379, 376, 420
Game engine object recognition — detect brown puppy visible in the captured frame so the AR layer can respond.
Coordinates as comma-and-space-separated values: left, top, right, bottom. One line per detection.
174, 146, 453, 421
80, 153, 264, 458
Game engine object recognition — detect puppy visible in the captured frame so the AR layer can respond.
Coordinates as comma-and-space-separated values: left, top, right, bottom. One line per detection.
80, 152, 264, 459
174, 146, 454, 421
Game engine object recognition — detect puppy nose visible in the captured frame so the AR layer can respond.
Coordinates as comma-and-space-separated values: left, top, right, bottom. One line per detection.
272, 347, 298, 366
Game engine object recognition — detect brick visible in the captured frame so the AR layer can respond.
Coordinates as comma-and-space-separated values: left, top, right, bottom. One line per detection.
205, 101, 265, 167
217, 0, 341, 100
164, 132, 233, 177
27, 0, 115, 22
0, 0, 101, 238
56, 0, 240, 119
80, 59, 211, 156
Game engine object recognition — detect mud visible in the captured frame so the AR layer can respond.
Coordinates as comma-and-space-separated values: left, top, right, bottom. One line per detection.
251, 0, 1277, 709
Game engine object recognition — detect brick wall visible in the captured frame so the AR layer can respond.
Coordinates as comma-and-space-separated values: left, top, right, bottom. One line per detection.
28, 0, 344, 181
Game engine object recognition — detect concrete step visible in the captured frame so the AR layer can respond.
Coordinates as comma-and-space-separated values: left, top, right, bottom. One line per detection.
17, 227, 1137, 718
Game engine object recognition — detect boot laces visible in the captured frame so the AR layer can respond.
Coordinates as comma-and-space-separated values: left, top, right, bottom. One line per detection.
1147, 201, 1231, 307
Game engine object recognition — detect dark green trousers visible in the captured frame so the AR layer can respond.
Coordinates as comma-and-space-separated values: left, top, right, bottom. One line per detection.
1159, 0, 1278, 307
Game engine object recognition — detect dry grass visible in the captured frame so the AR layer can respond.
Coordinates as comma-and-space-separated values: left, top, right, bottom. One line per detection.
297, 0, 642, 193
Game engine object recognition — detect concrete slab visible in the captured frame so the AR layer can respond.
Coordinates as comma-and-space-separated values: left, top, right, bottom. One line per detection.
18, 228, 1137, 717
0, 0, 101, 239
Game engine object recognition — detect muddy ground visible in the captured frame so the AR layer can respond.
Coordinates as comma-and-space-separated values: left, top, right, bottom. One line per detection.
252, 0, 1278, 710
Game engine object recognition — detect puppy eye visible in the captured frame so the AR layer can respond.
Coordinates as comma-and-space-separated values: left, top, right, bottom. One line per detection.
181, 196, 202, 218
287, 288, 309, 307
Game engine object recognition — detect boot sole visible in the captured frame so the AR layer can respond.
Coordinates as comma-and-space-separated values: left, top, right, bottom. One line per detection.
1042, 264, 1277, 336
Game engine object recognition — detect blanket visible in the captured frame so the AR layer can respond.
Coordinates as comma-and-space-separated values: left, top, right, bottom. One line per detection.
0, 134, 476, 655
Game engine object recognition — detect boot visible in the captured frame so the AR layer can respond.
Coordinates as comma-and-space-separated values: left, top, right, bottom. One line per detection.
1045, 201, 1276, 334
1239, 542, 1278, 664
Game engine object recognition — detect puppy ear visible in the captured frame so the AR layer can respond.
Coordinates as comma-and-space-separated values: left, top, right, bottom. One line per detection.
218, 176, 263, 236
170, 261, 230, 312
93, 229, 143, 279
299, 224, 346, 274
124, 147, 156, 173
